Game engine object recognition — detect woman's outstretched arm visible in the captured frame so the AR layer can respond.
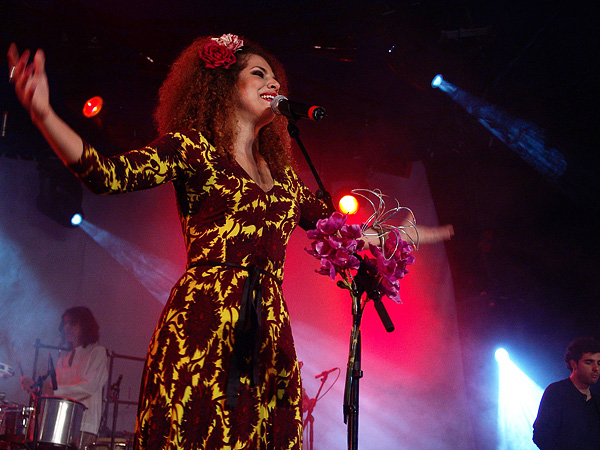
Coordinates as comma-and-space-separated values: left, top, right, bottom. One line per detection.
8, 43, 83, 165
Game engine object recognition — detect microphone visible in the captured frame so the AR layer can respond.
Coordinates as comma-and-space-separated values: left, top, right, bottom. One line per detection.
112, 374, 123, 389
270, 95, 326, 121
314, 367, 338, 379
49, 354, 58, 390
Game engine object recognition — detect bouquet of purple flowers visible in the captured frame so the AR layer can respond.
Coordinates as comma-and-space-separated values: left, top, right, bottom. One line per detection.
306, 190, 416, 304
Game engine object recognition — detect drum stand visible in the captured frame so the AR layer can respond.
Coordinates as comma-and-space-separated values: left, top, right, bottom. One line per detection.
101, 351, 145, 448
108, 376, 122, 450
26, 342, 71, 450
27, 374, 49, 450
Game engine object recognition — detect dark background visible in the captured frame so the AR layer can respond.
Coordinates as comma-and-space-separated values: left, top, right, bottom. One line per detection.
2, 1, 599, 447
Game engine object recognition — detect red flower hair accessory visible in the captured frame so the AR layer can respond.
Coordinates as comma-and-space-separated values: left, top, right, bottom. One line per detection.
199, 33, 244, 69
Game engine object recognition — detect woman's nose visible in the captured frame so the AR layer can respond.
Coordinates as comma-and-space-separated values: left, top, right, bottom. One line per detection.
269, 79, 280, 92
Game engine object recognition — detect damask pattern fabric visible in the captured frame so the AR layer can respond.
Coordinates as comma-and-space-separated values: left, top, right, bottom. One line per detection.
69, 130, 330, 450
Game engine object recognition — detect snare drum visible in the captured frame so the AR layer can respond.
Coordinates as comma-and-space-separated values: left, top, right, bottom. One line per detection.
0, 404, 34, 443
33, 396, 86, 448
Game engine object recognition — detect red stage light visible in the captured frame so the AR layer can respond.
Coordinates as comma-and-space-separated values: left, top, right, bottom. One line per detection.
82, 96, 103, 118
338, 194, 358, 215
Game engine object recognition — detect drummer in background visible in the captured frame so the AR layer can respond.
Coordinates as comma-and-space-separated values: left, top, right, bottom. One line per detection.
21, 306, 108, 450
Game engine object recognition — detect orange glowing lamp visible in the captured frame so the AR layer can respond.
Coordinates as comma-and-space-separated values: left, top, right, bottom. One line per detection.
338, 194, 359, 215
82, 96, 103, 118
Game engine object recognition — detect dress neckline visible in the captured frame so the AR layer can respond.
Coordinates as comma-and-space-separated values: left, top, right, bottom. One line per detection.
232, 157, 275, 193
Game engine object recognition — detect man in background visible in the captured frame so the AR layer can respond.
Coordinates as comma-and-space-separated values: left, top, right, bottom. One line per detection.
533, 337, 600, 450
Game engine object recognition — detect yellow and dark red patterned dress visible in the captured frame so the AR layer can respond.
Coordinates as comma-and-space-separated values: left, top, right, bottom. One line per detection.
69, 130, 330, 450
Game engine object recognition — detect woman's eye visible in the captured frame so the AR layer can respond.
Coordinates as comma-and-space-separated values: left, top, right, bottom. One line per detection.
252, 71, 265, 78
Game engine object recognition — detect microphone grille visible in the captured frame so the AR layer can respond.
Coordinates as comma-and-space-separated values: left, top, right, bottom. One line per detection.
270, 95, 288, 115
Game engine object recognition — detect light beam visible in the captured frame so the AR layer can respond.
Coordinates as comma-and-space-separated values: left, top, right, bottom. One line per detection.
496, 348, 544, 450
432, 75, 567, 180
79, 221, 180, 304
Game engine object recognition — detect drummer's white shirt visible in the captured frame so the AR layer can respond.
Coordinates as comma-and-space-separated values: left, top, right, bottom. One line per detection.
54, 343, 108, 435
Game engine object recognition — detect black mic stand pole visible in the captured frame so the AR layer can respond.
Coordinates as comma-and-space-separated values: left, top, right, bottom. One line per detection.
285, 116, 395, 449
343, 286, 362, 450
343, 257, 395, 450
286, 119, 335, 212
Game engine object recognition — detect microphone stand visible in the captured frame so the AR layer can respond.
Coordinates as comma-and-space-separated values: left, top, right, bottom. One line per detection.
285, 119, 335, 212
285, 114, 396, 449
343, 300, 362, 450
343, 257, 395, 450
285, 114, 338, 448
303, 372, 334, 450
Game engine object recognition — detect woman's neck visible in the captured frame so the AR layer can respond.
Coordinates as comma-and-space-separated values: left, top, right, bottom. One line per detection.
233, 121, 260, 161
231, 121, 274, 191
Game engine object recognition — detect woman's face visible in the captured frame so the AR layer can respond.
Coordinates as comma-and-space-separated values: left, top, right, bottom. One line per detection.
235, 54, 281, 129
62, 315, 82, 348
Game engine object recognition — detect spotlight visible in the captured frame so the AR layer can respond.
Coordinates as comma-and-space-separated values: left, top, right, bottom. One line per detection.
338, 194, 359, 215
82, 96, 103, 118
431, 74, 443, 88
70, 213, 83, 226
495, 348, 509, 362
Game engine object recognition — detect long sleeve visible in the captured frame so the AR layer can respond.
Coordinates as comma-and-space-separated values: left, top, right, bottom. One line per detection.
54, 345, 108, 400
67, 131, 206, 195
533, 384, 563, 450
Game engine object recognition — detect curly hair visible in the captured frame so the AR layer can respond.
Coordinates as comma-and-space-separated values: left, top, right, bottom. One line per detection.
564, 337, 600, 372
154, 36, 293, 173
59, 306, 100, 348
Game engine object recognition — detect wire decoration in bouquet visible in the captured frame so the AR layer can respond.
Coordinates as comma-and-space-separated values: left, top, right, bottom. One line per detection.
306, 188, 417, 308
355, 188, 419, 254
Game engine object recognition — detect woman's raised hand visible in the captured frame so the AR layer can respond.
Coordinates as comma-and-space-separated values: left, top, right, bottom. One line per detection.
8, 43, 51, 125
7, 43, 83, 165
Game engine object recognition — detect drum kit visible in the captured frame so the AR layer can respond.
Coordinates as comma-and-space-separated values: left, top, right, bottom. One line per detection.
1, 361, 86, 450
0, 331, 135, 450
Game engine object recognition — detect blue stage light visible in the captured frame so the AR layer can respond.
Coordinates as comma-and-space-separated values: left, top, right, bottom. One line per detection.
70, 213, 83, 226
495, 348, 509, 362
431, 76, 567, 180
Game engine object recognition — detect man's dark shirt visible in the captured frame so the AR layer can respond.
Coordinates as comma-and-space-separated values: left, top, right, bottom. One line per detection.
533, 378, 600, 450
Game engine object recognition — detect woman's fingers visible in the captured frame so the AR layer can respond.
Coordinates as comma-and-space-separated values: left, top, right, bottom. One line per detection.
8, 45, 50, 120
10, 48, 30, 95
34, 48, 46, 73
17, 49, 30, 81
7, 43, 19, 74
8, 44, 19, 82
